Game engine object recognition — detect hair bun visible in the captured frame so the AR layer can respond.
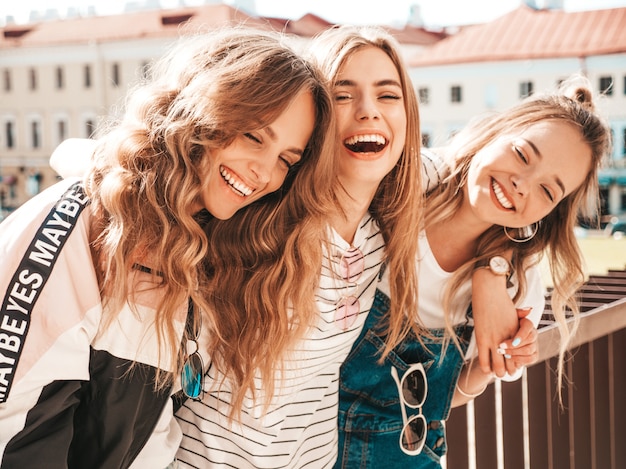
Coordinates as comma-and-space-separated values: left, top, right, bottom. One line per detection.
559, 74, 596, 111
574, 86, 591, 102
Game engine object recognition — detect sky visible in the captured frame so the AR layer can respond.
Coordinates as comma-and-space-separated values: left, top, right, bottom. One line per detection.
4, 0, 626, 28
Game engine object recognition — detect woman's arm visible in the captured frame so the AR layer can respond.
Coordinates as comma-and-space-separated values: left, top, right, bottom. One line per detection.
454, 263, 544, 406
471, 259, 545, 377
471, 267, 520, 377
50, 138, 97, 178
452, 308, 539, 407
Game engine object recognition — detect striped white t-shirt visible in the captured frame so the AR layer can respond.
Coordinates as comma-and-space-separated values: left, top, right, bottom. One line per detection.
175, 215, 385, 468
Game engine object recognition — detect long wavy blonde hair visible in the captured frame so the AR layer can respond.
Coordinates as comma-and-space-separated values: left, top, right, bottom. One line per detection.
84, 27, 338, 390
308, 25, 424, 356
426, 76, 611, 393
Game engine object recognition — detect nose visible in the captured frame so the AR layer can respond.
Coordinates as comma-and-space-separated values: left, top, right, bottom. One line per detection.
248, 155, 274, 185
511, 174, 530, 197
356, 95, 380, 121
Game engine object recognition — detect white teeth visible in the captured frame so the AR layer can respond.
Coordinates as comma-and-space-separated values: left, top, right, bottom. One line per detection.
220, 167, 253, 196
344, 134, 386, 146
492, 180, 513, 209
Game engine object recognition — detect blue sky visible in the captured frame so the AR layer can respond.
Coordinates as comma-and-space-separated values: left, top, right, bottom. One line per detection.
6, 0, 626, 27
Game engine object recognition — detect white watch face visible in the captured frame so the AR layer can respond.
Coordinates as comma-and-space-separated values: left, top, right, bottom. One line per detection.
489, 256, 509, 275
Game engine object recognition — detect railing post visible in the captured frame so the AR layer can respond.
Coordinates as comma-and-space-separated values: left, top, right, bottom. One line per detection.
612, 328, 626, 468
501, 378, 525, 469
447, 405, 470, 468
474, 384, 498, 469
527, 362, 550, 468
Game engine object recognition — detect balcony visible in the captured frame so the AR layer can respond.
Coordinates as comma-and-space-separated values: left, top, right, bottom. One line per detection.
447, 269, 626, 469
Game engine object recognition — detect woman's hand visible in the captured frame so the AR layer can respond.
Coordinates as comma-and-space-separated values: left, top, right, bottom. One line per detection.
496, 308, 539, 370
471, 267, 519, 377
452, 308, 539, 408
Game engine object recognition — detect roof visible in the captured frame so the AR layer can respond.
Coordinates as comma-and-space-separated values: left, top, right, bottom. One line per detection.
0, 5, 442, 49
0, 5, 262, 48
383, 24, 447, 46
409, 5, 626, 66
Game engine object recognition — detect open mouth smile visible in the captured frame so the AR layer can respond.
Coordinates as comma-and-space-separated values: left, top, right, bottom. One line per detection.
344, 134, 388, 153
220, 166, 254, 197
492, 178, 514, 210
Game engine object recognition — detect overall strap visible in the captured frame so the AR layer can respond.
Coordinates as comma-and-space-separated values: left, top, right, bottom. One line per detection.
0, 182, 90, 403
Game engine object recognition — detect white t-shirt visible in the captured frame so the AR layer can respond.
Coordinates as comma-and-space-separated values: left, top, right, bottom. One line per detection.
377, 232, 545, 377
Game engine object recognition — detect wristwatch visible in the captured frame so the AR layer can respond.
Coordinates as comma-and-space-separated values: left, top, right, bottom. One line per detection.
475, 256, 511, 276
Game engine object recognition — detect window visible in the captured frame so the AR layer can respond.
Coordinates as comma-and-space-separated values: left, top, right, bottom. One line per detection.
84, 65, 92, 88
57, 119, 67, 143
599, 76, 613, 96
418, 87, 429, 105
111, 63, 120, 87
519, 81, 533, 98
450, 85, 462, 103
623, 128, 626, 156
31, 120, 41, 148
5, 121, 15, 149
29, 68, 37, 90
421, 132, 431, 148
55, 66, 64, 89
85, 119, 96, 138
3, 69, 10, 92
26, 171, 42, 197
624, 76, 626, 96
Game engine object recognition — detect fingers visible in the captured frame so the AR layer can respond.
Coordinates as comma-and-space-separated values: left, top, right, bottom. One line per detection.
491, 351, 507, 378
478, 343, 494, 374
510, 317, 536, 347
499, 309, 533, 375
497, 323, 539, 371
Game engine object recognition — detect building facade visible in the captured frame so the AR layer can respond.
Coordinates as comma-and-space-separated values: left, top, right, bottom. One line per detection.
409, 5, 626, 217
2, 2, 625, 218
0, 3, 440, 211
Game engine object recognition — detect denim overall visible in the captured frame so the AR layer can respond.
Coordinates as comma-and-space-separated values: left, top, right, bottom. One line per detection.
336, 289, 473, 468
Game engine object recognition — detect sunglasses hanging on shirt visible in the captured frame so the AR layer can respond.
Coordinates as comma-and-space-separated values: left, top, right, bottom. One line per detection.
181, 298, 204, 400
334, 246, 365, 330
391, 363, 428, 455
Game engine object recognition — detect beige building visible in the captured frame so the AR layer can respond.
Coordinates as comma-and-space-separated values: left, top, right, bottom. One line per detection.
409, 4, 626, 216
0, 3, 441, 211
0, 5, 257, 208
5, 2, 624, 217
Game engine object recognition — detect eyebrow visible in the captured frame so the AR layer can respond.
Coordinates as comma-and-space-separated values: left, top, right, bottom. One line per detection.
525, 139, 566, 197
334, 78, 402, 88
263, 126, 305, 157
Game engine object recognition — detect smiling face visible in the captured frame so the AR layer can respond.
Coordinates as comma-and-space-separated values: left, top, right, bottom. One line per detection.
464, 120, 592, 229
333, 46, 407, 197
196, 89, 316, 219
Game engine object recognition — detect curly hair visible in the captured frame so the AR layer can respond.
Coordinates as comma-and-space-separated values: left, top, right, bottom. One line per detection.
308, 25, 424, 357
426, 75, 611, 396
83, 27, 338, 391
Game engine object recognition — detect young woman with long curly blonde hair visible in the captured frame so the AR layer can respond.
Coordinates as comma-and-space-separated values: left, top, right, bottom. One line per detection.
0, 26, 337, 468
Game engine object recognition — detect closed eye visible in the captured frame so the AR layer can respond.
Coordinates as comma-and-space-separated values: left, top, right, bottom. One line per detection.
542, 185, 555, 202
379, 92, 401, 101
514, 146, 528, 164
334, 92, 352, 102
244, 132, 261, 144
279, 155, 294, 170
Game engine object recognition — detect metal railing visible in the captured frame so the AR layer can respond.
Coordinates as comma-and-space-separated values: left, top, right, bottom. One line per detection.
446, 270, 626, 469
